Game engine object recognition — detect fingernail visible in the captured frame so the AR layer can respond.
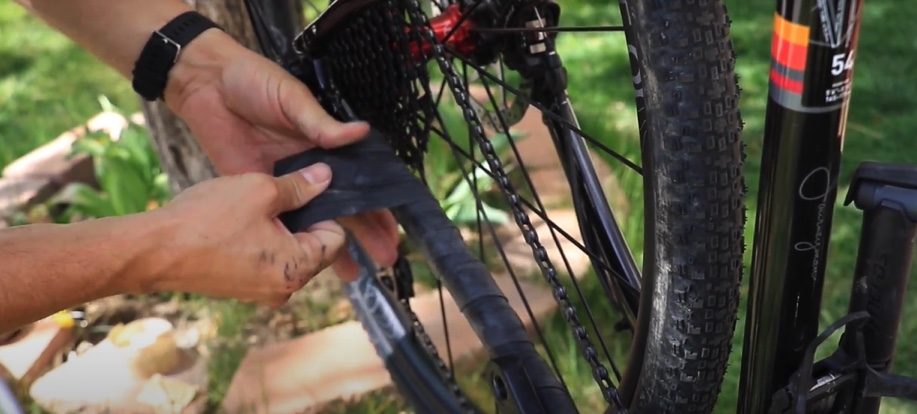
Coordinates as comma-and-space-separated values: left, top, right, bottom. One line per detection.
301, 162, 332, 184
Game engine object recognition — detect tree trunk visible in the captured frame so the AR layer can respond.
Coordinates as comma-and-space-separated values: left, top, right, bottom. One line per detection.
142, 0, 305, 193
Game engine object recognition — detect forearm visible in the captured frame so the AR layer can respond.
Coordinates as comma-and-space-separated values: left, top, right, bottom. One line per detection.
22, 0, 194, 78
16, 0, 247, 108
0, 213, 173, 334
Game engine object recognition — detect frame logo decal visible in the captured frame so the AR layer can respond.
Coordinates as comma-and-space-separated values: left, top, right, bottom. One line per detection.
769, 1, 861, 114
770, 12, 809, 96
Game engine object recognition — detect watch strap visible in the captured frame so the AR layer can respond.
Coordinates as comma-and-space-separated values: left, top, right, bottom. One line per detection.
131, 11, 221, 101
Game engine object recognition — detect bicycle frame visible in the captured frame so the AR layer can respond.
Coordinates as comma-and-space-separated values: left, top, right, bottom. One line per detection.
738, 4, 917, 411
736, 0, 902, 412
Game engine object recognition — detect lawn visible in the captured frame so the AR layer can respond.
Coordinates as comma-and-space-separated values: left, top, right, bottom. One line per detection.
3, 0, 917, 413
0, 2, 139, 169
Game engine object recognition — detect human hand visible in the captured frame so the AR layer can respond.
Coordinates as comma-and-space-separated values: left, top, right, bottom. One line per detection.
149, 163, 343, 307
162, 29, 398, 280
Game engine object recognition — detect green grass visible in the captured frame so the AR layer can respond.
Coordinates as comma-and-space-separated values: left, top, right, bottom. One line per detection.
0, 2, 138, 170
5, 0, 917, 412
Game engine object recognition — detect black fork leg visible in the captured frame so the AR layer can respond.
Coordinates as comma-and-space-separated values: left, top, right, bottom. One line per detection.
836, 162, 917, 413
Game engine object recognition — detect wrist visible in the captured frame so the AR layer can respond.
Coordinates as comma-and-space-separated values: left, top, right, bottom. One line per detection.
161, 28, 248, 112
114, 210, 183, 296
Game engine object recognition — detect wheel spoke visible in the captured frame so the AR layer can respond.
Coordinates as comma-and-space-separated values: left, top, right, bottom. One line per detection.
426, 110, 573, 393
449, 52, 643, 174
418, 114, 638, 294
470, 25, 625, 33
476, 78, 623, 380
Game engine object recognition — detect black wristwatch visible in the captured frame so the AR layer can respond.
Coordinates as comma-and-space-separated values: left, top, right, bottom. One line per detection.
131, 11, 221, 101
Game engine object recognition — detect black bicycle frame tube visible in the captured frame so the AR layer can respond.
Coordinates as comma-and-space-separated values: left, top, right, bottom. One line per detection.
243, 0, 303, 63
738, 0, 865, 412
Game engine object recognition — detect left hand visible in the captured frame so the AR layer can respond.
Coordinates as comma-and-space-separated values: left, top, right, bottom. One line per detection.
150, 163, 345, 307
162, 28, 399, 280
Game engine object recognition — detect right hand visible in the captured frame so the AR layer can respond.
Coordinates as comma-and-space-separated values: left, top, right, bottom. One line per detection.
149, 162, 344, 307
163, 29, 399, 282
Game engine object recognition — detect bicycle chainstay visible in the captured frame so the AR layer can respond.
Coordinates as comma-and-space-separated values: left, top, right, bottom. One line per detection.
316, 0, 624, 409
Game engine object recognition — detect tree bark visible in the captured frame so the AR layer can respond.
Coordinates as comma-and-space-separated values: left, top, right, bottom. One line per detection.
141, 0, 305, 193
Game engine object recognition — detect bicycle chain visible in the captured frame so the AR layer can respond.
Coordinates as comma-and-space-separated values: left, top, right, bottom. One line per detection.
316, 0, 624, 408
400, 0, 624, 408
318, 4, 478, 410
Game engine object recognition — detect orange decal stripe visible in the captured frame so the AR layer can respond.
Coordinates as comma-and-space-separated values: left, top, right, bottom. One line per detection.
771, 12, 810, 75
773, 12, 810, 46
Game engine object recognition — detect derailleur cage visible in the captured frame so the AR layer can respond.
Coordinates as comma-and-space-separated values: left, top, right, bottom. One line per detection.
377, 248, 416, 303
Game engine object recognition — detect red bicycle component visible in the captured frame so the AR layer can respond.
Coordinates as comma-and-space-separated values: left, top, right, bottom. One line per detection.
407, 4, 477, 61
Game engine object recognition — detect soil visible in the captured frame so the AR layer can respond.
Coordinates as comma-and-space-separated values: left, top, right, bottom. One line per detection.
60, 269, 352, 364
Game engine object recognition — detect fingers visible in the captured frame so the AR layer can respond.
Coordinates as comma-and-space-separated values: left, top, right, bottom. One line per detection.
262, 221, 344, 308
270, 162, 332, 215
337, 210, 400, 267
332, 257, 360, 283
253, 221, 342, 309
279, 77, 370, 148
332, 209, 400, 282
294, 220, 346, 271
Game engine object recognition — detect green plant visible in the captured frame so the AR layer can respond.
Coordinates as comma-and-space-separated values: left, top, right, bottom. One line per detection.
423, 103, 526, 226
52, 98, 171, 220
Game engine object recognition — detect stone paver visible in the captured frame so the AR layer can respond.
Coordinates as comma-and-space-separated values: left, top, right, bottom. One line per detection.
1, 135, 94, 187
0, 177, 57, 218
0, 318, 75, 387
467, 85, 616, 210
501, 208, 591, 279
0, 111, 134, 221
3, 111, 128, 182
221, 276, 555, 414
29, 318, 208, 414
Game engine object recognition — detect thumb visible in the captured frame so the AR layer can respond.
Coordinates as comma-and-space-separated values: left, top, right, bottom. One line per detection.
283, 80, 370, 148
271, 162, 333, 214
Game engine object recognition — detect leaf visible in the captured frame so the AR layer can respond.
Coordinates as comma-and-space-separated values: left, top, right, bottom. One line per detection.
444, 196, 507, 226
424, 134, 458, 187
448, 201, 479, 224
97, 95, 117, 114
152, 173, 172, 204
100, 157, 151, 216
479, 202, 508, 225
70, 136, 107, 159
443, 202, 463, 223
467, 166, 495, 194
489, 132, 512, 154
119, 126, 157, 182
55, 182, 117, 218
443, 176, 473, 205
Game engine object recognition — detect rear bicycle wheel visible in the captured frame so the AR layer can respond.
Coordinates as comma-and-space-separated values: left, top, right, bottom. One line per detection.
247, 0, 745, 412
